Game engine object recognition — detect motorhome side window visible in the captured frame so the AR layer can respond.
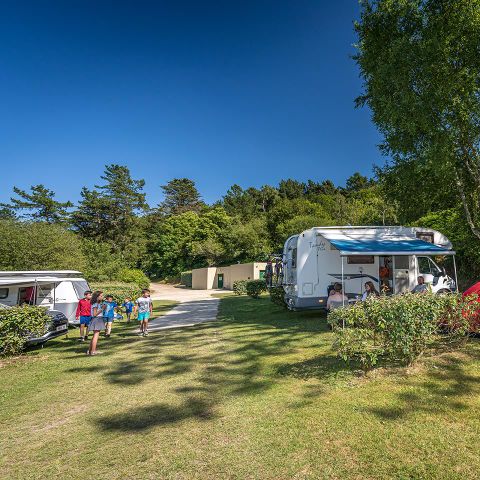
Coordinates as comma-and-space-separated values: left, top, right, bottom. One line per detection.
72, 281, 90, 299
347, 255, 374, 264
291, 248, 297, 268
0, 288, 8, 299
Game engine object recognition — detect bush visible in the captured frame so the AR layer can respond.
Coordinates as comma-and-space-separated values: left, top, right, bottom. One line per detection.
117, 268, 150, 289
181, 271, 193, 288
246, 280, 267, 299
90, 283, 143, 306
269, 285, 287, 308
0, 306, 49, 356
233, 280, 248, 296
328, 293, 470, 370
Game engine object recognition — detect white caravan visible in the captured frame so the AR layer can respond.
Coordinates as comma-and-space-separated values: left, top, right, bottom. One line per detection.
281, 226, 457, 311
0, 271, 90, 325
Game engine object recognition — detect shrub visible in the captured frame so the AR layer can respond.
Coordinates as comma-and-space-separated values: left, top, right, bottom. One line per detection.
328, 293, 470, 370
117, 268, 150, 289
269, 285, 287, 308
90, 283, 143, 306
233, 280, 248, 295
246, 280, 267, 299
0, 306, 50, 356
181, 271, 193, 288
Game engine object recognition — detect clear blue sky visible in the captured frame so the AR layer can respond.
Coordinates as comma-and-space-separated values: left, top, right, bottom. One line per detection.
0, 0, 382, 207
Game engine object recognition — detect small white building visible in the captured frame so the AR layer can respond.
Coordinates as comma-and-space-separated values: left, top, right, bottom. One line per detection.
191, 262, 267, 290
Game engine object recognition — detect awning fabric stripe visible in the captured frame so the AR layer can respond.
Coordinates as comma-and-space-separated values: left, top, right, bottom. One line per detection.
328, 238, 455, 256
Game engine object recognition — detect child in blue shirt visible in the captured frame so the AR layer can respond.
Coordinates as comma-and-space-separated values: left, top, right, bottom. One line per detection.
122, 297, 134, 323
103, 295, 117, 337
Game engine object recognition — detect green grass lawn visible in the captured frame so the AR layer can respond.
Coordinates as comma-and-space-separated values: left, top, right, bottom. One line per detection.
1, 296, 480, 479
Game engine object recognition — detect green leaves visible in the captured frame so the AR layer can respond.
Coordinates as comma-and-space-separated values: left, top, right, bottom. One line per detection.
0, 306, 49, 356
328, 292, 470, 370
246, 280, 267, 299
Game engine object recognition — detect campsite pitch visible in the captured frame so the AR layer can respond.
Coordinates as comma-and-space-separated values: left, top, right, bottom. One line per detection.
1, 296, 480, 479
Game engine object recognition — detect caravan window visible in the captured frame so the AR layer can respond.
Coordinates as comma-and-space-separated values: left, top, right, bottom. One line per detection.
347, 255, 374, 264
291, 248, 297, 268
72, 281, 90, 299
0, 288, 8, 299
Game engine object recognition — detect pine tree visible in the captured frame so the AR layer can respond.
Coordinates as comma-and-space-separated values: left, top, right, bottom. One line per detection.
159, 178, 203, 215
1, 184, 72, 223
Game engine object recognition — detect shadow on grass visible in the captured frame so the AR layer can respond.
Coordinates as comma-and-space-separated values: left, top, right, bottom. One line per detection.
276, 354, 351, 381
366, 349, 480, 421
95, 397, 215, 432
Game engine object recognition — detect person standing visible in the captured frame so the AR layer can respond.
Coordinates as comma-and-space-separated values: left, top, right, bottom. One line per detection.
122, 297, 134, 322
103, 295, 117, 337
134, 289, 153, 336
75, 290, 92, 341
87, 291, 106, 355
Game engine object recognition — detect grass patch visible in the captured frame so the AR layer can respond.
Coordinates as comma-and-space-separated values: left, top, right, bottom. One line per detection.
1, 296, 480, 479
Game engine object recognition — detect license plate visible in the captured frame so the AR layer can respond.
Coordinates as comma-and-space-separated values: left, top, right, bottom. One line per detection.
56, 324, 67, 332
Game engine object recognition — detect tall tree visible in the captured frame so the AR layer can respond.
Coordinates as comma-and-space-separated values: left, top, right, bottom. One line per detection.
278, 179, 306, 199
345, 172, 371, 193
355, 0, 480, 238
71, 164, 147, 255
159, 178, 203, 215
1, 184, 72, 223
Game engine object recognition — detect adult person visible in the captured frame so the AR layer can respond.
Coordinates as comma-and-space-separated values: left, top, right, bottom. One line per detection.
361, 281, 380, 301
327, 283, 348, 311
412, 276, 429, 294
87, 290, 106, 355
75, 290, 92, 341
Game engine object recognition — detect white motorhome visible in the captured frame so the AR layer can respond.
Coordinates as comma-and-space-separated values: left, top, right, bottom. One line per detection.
282, 226, 457, 311
0, 271, 90, 325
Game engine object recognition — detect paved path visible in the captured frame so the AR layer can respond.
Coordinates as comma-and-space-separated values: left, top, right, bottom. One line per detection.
148, 283, 228, 331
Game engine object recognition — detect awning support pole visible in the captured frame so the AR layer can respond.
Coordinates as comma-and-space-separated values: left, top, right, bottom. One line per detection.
453, 255, 459, 292
341, 256, 345, 329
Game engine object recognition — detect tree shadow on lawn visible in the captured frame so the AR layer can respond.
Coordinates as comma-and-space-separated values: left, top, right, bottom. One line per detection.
86, 296, 340, 432
365, 349, 480, 421
95, 397, 215, 432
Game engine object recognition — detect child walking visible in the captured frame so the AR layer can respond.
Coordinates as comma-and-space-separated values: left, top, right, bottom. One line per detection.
134, 289, 153, 336
103, 295, 117, 337
122, 297, 134, 322
87, 290, 106, 355
75, 290, 92, 341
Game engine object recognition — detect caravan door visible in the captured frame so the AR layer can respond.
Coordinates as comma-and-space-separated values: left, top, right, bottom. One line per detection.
393, 256, 412, 294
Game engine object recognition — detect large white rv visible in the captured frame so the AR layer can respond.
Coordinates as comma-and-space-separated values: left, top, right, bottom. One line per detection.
0, 271, 90, 325
281, 226, 457, 311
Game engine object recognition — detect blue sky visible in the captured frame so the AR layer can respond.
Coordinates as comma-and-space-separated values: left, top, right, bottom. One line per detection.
0, 0, 382, 207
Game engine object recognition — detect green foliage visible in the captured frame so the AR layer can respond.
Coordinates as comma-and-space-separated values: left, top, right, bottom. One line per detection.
180, 271, 192, 287
71, 164, 147, 253
0, 184, 72, 224
355, 0, 480, 241
0, 306, 49, 356
90, 283, 143, 306
328, 293, 470, 370
233, 280, 248, 295
269, 285, 287, 309
0, 220, 86, 271
246, 279, 267, 299
159, 178, 204, 215
117, 269, 150, 289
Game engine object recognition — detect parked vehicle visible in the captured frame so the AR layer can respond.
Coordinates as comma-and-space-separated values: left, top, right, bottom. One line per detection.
281, 226, 457, 311
0, 303, 69, 346
0, 271, 90, 326
25, 309, 69, 346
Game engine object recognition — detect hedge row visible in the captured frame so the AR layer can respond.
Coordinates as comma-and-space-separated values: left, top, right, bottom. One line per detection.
0, 306, 49, 356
